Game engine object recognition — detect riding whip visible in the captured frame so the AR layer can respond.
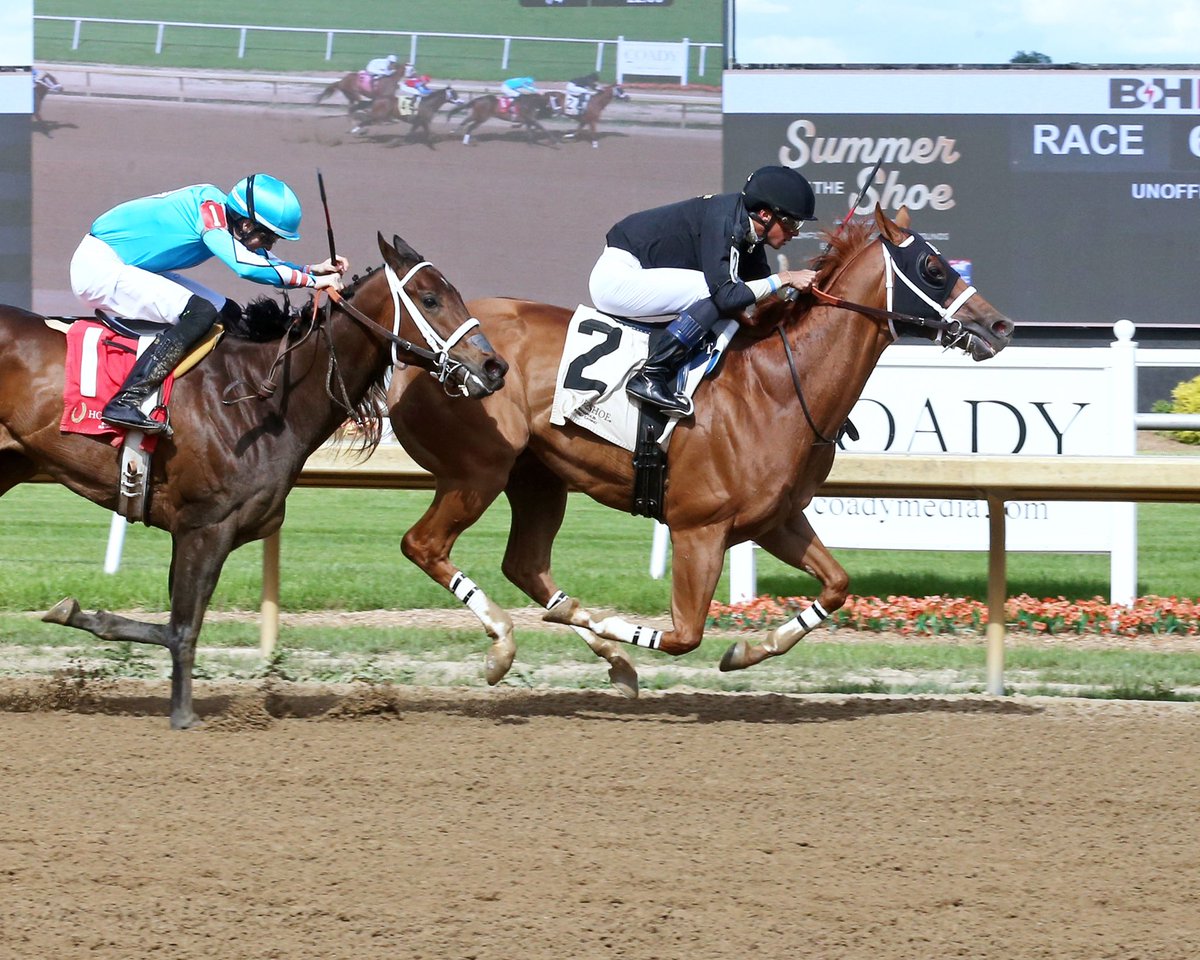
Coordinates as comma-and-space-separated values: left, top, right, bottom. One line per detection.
317, 169, 338, 265
824, 155, 884, 252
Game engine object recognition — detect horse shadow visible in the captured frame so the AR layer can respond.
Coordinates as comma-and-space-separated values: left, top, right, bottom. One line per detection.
32, 119, 77, 138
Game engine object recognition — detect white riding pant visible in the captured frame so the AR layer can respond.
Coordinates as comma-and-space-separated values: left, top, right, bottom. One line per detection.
588, 245, 710, 322
70, 234, 226, 324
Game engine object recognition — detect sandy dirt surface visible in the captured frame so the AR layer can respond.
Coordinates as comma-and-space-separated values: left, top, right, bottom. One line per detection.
13, 94, 1200, 960
1, 686, 1199, 960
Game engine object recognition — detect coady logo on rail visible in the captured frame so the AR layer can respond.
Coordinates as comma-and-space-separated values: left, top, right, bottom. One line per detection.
1109, 78, 1200, 110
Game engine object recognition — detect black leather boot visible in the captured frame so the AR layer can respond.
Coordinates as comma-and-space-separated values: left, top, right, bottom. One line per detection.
626, 335, 692, 416
101, 297, 217, 437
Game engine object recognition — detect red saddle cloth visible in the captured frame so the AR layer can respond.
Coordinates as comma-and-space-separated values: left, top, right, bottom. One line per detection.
497, 95, 516, 119
59, 320, 174, 450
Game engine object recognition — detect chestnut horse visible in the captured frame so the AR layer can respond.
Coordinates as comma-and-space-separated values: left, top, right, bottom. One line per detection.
349, 85, 463, 144
447, 92, 562, 145
387, 207, 1014, 695
562, 83, 629, 148
315, 70, 400, 112
0, 234, 507, 728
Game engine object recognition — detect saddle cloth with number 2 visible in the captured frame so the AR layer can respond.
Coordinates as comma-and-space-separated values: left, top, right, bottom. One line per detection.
549, 305, 736, 451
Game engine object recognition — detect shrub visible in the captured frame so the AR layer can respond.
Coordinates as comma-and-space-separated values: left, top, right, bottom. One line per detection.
1167, 373, 1200, 445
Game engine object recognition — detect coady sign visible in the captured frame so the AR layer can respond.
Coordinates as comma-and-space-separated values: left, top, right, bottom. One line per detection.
811, 346, 1119, 553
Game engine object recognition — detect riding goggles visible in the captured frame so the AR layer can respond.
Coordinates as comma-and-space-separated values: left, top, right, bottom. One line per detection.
774, 212, 806, 233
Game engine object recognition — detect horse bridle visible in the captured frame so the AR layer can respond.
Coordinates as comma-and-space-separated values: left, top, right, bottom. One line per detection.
225, 260, 483, 411
778, 234, 983, 445
809, 235, 980, 346
326, 260, 484, 395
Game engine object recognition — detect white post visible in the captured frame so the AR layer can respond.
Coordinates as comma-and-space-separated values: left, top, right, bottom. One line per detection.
728, 541, 756, 604
1109, 319, 1138, 607
649, 520, 669, 579
103, 513, 128, 574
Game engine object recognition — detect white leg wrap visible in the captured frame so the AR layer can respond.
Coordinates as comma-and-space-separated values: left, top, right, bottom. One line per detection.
767, 601, 829, 653
595, 615, 662, 650
449, 571, 494, 622
545, 590, 569, 610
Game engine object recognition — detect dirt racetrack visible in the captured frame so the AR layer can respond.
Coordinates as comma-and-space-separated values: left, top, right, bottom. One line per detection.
1, 687, 1199, 960
13, 95, 1200, 960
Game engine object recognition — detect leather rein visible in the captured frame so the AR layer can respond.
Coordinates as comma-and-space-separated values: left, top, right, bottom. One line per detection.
222, 261, 480, 416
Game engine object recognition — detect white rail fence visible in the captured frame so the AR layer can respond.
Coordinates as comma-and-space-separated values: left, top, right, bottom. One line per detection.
35, 62, 722, 129
650, 321, 1200, 606
35, 16, 721, 86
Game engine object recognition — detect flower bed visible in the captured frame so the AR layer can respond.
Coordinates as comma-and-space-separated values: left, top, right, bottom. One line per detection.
707, 594, 1200, 638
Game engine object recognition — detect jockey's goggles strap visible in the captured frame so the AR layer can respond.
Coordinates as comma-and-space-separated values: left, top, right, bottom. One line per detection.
384, 262, 481, 371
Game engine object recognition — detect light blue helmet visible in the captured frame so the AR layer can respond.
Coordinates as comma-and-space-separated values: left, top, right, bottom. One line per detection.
226, 173, 302, 241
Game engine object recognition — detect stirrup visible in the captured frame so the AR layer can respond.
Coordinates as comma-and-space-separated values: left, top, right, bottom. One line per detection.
102, 403, 173, 438
627, 376, 693, 418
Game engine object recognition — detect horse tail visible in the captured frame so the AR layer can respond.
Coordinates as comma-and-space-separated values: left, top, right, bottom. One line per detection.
315, 81, 339, 103
445, 99, 471, 121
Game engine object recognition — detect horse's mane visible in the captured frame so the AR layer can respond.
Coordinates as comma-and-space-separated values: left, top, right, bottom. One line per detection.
741, 219, 877, 335
243, 274, 388, 455
811, 218, 876, 285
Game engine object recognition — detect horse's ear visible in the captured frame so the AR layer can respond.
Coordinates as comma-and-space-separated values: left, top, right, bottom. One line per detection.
874, 203, 909, 244
392, 233, 422, 262
377, 231, 400, 272
894, 205, 911, 229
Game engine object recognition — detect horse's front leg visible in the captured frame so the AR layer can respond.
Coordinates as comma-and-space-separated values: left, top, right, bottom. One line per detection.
402, 485, 516, 684
719, 512, 849, 672
545, 524, 726, 659
502, 462, 638, 698
158, 526, 237, 729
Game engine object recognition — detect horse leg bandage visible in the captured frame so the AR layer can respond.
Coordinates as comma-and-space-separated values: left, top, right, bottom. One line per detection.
593, 615, 662, 650
450, 571, 493, 621
765, 601, 830, 654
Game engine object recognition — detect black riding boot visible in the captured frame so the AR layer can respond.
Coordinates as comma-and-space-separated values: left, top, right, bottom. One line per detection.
626, 335, 694, 416
626, 309, 712, 417
101, 296, 217, 437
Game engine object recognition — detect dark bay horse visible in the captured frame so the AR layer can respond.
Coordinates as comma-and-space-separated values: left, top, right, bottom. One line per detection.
349, 85, 463, 144
0, 234, 507, 728
386, 206, 1014, 695
448, 92, 562, 145
33, 71, 63, 123
562, 83, 629, 148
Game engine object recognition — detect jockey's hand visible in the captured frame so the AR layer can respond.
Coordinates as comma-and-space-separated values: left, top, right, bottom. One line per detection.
782, 269, 817, 293
311, 272, 345, 292
310, 255, 350, 275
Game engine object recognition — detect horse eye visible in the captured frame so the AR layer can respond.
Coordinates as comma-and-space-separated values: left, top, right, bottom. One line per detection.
919, 254, 946, 285
421, 293, 439, 309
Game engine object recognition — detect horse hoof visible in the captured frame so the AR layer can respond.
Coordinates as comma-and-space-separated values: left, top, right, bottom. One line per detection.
170, 713, 203, 731
485, 642, 516, 685
42, 597, 80, 626
719, 639, 751, 672
608, 656, 639, 699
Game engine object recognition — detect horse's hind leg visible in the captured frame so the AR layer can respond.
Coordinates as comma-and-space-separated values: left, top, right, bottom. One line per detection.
502, 456, 638, 698
402, 483, 516, 684
43, 524, 237, 729
544, 523, 727, 661
719, 513, 849, 672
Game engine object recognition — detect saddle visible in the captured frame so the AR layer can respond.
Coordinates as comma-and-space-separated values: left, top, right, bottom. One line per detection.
50, 314, 223, 522
549, 307, 738, 521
